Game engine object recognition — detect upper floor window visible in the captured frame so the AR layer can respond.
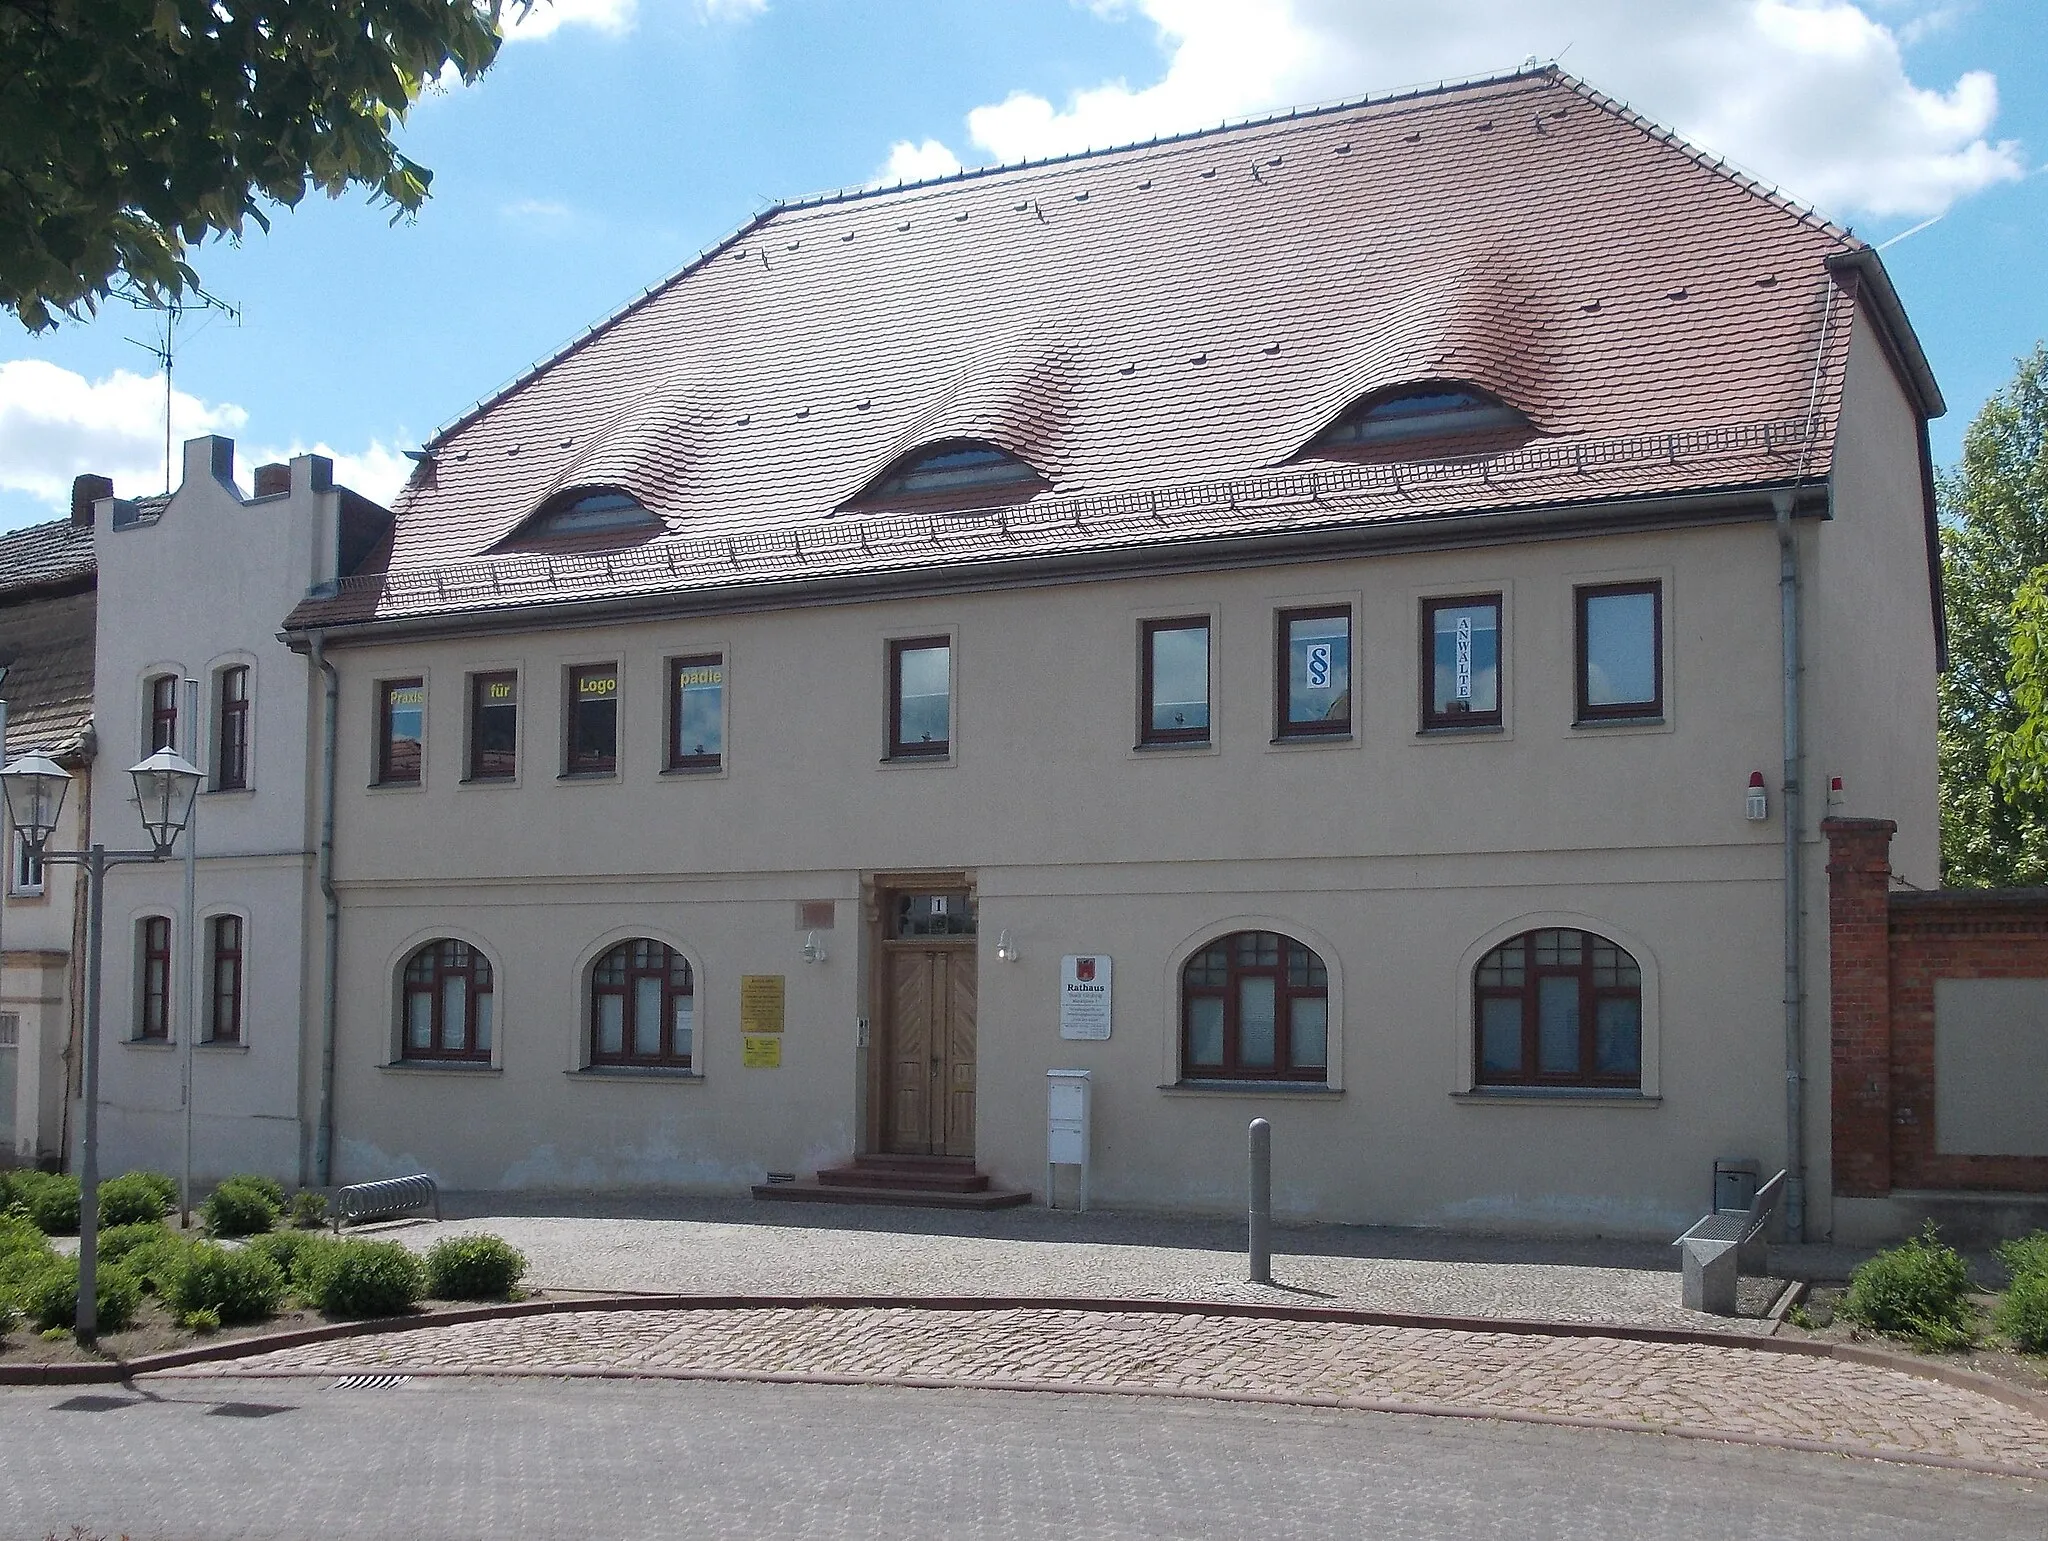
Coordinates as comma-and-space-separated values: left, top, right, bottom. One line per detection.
215, 665, 250, 790
377, 679, 425, 785
1141, 618, 1210, 747
207, 915, 243, 1044
148, 674, 179, 753
1421, 595, 1501, 730
400, 939, 493, 1061
668, 654, 724, 771
1182, 931, 1328, 1082
566, 665, 619, 775
10, 830, 44, 896
856, 441, 1042, 506
590, 939, 694, 1068
468, 672, 518, 781
1277, 607, 1350, 739
1474, 928, 1641, 1089
509, 488, 660, 542
1309, 384, 1531, 454
1576, 582, 1662, 722
888, 638, 950, 759
137, 915, 172, 1040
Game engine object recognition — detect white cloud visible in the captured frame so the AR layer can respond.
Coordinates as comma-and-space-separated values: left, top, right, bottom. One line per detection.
252, 440, 416, 509
0, 360, 246, 508
0, 360, 412, 516
500, 197, 582, 232
878, 138, 966, 185
932, 0, 2022, 220
504, 0, 762, 41
507, 0, 637, 41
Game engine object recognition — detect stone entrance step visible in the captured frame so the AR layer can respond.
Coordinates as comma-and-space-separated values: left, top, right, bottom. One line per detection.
753, 1154, 1031, 1210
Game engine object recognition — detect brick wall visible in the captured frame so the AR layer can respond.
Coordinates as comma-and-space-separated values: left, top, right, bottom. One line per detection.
1825, 816, 2048, 1196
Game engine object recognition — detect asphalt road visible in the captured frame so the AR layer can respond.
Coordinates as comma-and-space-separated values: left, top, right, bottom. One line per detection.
4, 1378, 2041, 1540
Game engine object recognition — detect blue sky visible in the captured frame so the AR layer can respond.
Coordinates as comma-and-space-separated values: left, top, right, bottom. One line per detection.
0, 0, 2041, 530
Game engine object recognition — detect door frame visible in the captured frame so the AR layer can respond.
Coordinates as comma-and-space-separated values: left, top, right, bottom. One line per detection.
861, 870, 977, 1156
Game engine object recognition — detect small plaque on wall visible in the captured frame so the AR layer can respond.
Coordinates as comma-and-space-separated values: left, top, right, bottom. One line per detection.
742, 1034, 783, 1069
1060, 956, 1112, 1040
740, 974, 786, 1034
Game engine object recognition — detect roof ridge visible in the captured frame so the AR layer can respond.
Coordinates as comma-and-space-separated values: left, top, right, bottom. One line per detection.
1551, 73, 1860, 248
419, 64, 1560, 457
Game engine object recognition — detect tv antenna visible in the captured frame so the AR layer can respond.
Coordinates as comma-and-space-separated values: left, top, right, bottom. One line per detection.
118, 282, 242, 493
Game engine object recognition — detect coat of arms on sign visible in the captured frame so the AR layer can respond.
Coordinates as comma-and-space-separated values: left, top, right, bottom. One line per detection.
1076, 958, 1096, 982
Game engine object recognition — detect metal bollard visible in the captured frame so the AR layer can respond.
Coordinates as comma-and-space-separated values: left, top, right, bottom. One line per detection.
1248, 1117, 1272, 1285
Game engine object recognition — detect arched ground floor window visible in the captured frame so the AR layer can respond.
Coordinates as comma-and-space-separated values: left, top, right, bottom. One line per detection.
401, 940, 493, 1061
1474, 928, 1641, 1088
591, 939, 694, 1067
1182, 930, 1328, 1082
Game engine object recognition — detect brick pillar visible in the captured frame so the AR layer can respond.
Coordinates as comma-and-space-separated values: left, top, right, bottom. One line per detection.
1824, 817, 1896, 1197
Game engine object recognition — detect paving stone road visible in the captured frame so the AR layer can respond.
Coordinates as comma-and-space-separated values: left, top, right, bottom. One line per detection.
8, 1378, 2042, 1541
391, 1197, 1788, 1330
157, 1303, 2048, 1475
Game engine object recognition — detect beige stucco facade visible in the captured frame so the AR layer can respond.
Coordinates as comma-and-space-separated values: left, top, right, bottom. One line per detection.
301, 313, 1938, 1238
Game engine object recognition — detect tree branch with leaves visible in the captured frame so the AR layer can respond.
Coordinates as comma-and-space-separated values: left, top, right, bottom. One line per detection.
0, 0, 530, 329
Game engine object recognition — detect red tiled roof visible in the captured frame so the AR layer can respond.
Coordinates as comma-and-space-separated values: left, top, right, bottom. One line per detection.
289, 68, 1919, 634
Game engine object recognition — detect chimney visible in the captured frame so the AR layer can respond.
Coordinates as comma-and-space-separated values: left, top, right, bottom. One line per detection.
254, 463, 291, 498
70, 474, 113, 526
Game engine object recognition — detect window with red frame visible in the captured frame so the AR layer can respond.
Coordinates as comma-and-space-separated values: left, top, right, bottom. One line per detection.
137, 916, 171, 1040
207, 914, 243, 1043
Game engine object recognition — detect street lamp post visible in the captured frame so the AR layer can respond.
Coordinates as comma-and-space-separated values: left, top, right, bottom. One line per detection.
0, 746, 201, 1339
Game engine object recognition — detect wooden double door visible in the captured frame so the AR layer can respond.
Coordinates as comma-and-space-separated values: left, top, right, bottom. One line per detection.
881, 941, 977, 1157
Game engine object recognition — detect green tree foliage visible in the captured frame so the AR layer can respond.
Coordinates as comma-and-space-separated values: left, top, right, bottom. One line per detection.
0, 0, 525, 329
1939, 344, 2048, 885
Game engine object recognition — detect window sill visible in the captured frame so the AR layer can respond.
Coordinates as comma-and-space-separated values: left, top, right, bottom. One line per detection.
195, 1040, 250, 1054
123, 1038, 177, 1051
1417, 723, 1504, 738
569, 1065, 704, 1082
1268, 731, 1353, 748
1132, 740, 1213, 753
458, 775, 520, 789
878, 752, 954, 769
1452, 1088, 1659, 1106
1571, 715, 1666, 731
379, 1060, 502, 1075
7, 890, 48, 903
1158, 1080, 1341, 1098
661, 764, 725, 778
557, 770, 619, 783
202, 786, 255, 799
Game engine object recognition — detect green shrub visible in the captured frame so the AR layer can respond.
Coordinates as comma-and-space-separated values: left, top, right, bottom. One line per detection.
202, 1177, 280, 1238
98, 1174, 171, 1228
0, 1244, 61, 1310
296, 1238, 424, 1319
97, 1222, 170, 1263
21, 1257, 142, 1333
229, 1174, 287, 1211
11, 1171, 80, 1234
1997, 1231, 2048, 1285
1841, 1224, 1976, 1348
1995, 1268, 2048, 1353
118, 1233, 197, 1297
0, 1300, 16, 1339
286, 1190, 329, 1230
0, 1210, 50, 1258
424, 1235, 526, 1301
165, 1242, 285, 1326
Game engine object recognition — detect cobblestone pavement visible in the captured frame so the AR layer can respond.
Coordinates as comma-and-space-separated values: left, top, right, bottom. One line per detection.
156, 1304, 2048, 1475
10, 1379, 2043, 1541
388, 1196, 1784, 1331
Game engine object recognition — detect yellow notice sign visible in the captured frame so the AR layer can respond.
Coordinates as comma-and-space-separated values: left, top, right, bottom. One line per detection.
740, 974, 786, 1034
742, 1034, 783, 1069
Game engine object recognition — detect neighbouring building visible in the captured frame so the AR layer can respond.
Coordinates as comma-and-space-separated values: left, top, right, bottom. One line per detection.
58, 68, 1971, 1240
0, 488, 98, 1168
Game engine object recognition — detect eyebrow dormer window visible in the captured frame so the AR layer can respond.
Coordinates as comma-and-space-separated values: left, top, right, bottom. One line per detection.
856, 441, 1043, 505
509, 488, 660, 542
1310, 385, 1531, 453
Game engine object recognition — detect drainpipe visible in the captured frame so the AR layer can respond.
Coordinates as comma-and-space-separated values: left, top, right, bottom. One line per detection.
1775, 491, 1806, 1244
310, 633, 341, 1187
